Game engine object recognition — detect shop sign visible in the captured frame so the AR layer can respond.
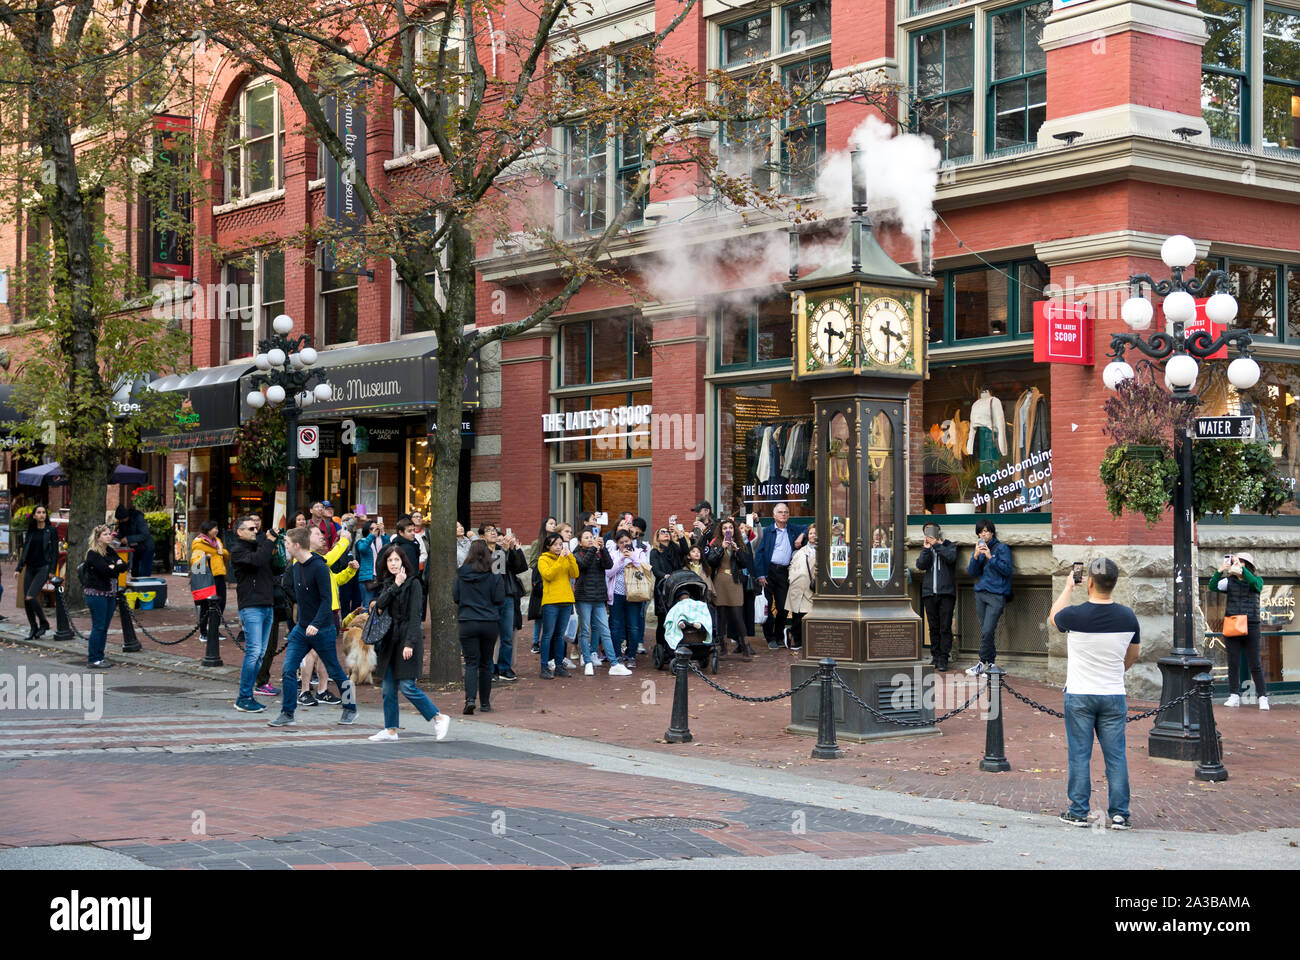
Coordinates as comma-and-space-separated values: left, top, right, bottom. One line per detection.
149, 115, 193, 280
1160, 299, 1227, 359
542, 404, 652, 440
741, 481, 811, 504
1260, 585, 1296, 628
1032, 302, 1093, 365
322, 83, 368, 274
971, 449, 1053, 514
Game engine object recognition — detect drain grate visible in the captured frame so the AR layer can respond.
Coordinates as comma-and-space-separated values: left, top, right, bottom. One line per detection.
626, 816, 729, 831
111, 685, 194, 695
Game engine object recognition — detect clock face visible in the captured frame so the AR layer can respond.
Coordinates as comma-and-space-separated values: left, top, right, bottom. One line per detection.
863, 297, 912, 365
808, 299, 854, 366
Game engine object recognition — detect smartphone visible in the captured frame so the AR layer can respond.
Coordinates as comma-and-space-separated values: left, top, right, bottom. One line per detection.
669, 514, 677, 525
355, 505, 367, 518
748, 512, 757, 528
724, 530, 733, 544
596, 512, 609, 526
1223, 554, 1233, 565
505, 528, 513, 539
1072, 561, 1084, 584
676, 523, 685, 533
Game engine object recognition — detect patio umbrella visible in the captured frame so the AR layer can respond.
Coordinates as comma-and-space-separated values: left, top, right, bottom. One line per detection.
110, 464, 148, 485
16, 461, 66, 486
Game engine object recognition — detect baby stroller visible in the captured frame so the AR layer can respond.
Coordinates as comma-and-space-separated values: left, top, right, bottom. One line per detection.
652, 568, 719, 674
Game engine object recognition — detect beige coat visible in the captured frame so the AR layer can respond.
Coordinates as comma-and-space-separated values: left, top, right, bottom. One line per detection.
784, 544, 817, 615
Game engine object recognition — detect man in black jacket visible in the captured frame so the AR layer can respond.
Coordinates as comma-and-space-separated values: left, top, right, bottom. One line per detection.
115, 505, 156, 578
393, 517, 422, 575
916, 522, 958, 671
269, 528, 356, 727
231, 515, 278, 712
479, 523, 527, 682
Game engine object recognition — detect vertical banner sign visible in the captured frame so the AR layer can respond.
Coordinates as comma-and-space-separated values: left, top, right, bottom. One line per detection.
323, 85, 367, 273
1033, 301, 1094, 365
150, 115, 193, 279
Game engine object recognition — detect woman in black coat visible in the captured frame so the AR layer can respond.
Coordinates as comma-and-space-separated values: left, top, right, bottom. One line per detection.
16, 505, 59, 639
649, 525, 688, 650
367, 544, 449, 743
455, 539, 505, 714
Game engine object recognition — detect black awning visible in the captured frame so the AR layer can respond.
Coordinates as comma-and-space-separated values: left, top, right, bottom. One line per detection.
239, 338, 479, 422
141, 362, 255, 451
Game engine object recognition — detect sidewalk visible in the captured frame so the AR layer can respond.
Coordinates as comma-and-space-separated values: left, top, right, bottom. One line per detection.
10, 569, 1298, 835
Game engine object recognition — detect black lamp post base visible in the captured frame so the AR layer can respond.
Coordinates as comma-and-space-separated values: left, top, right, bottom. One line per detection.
1147, 652, 1213, 761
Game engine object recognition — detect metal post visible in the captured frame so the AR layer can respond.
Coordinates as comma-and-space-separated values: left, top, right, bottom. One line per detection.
1150, 414, 1213, 761
664, 645, 693, 744
200, 598, 223, 667
285, 402, 300, 528
1193, 672, 1228, 782
979, 664, 1011, 772
115, 593, 142, 654
52, 577, 75, 641
812, 658, 842, 759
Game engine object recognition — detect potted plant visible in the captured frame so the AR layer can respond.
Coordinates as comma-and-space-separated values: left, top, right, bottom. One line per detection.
1098, 369, 1190, 525
131, 484, 161, 512
924, 440, 980, 514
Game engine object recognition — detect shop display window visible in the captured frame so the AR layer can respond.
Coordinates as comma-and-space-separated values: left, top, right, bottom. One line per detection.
718, 379, 817, 519
921, 358, 1050, 515
552, 390, 651, 464
406, 436, 432, 516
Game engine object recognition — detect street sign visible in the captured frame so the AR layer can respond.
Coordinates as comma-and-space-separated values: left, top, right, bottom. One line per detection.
1195, 416, 1256, 440
297, 425, 320, 459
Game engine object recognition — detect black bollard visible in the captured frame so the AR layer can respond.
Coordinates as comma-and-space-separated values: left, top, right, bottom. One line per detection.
200, 598, 223, 667
979, 664, 1011, 773
812, 658, 842, 759
664, 644, 693, 744
1193, 672, 1228, 782
115, 593, 142, 653
52, 577, 75, 642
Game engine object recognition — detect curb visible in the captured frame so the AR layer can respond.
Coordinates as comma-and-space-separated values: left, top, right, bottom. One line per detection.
1, 625, 239, 682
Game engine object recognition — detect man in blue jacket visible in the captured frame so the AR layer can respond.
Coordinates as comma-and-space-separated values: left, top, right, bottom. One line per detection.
751, 502, 812, 649
268, 527, 357, 727
966, 519, 1013, 676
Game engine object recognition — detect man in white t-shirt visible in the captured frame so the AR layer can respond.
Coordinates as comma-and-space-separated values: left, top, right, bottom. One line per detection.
1048, 557, 1141, 831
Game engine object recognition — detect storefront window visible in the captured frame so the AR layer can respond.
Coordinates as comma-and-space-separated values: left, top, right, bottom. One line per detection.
716, 296, 793, 368
953, 267, 1009, 339
1202, 577, 1298, 692
1225, 260, 1279, 339
930, 259, 1044, 346
406, 435, 432, 516
553, 391, 651, 464
718, 379, 816, 519
921, 358, 1051, 515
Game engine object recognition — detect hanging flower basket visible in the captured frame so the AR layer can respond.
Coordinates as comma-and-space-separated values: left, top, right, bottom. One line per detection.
1125, 444, 1165, 464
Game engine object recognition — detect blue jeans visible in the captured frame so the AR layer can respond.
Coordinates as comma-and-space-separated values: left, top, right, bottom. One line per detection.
237, 606, 275, 700
974, 591, 1007, 664
86, 594, 115, 664
132, 544, 154, 578
539, 603, 572, 669
279, 623, 353, 718
576, 601, 615, 664
359, 581, 376, 609
610, 594, 645, 661
1064, 693, 1130, 819
382, 660, 439, 730
494, 600, 515, 672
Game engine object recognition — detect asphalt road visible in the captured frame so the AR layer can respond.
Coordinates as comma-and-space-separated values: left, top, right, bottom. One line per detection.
1, 644, 1296, 870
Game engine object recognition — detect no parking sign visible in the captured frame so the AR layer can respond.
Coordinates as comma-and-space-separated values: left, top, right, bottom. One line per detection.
298, 425, 319, 460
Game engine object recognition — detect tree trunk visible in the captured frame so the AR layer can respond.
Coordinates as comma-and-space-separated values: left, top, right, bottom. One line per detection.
62, 462, 108, 609
426, 346, 469, 683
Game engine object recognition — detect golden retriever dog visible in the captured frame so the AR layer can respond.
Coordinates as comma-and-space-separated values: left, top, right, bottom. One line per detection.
341, 609, 377, 686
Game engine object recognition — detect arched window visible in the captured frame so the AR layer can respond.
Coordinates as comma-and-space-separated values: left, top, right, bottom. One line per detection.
225, 79, 285, 200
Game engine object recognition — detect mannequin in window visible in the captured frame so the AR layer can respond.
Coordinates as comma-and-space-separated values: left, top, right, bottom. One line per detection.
966, 388, 1007, 475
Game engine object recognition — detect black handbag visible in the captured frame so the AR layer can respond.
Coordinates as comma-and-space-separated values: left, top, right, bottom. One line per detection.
362, 606, 392, 646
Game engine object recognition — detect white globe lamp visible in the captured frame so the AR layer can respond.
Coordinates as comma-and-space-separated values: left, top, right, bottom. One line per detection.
299, 346, 318, 366
299, 391, 314, 407
265, 384, 286, 405
1162, 290, 1196, 325
1166, 353, 1199, 389
272, 314, 294, 335
289, 352, 304, 370
246, 390, 266, 409
1121, 296, 1153, 331
1160, 234, 1197, 270
254, 353, 271, 371
1227, 356, 1261, 391
1102, 360, 1135, 391
267, 347, 286, 367
314, 382, 333, 402
1204, 292, 1238, 325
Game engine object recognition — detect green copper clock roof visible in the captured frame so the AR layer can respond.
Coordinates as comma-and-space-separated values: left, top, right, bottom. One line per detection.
795, 220, 934, 290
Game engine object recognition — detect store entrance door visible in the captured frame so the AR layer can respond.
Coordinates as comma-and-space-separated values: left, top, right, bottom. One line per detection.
576, 473, 603, 515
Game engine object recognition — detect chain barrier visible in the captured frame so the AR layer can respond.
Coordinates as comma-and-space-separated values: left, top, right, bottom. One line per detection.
831, 669, 989, 727
121, 605, 201, 647
686, 659, 818, 702
999, 676, 1200, 723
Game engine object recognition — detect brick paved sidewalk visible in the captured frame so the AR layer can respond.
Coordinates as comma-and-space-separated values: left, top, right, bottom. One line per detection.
12, 572, 1299, 835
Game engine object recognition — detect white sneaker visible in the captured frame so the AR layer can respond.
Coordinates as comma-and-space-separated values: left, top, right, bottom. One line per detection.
965, 662, 988, 677
562, 658, 576, 669
584, 662, 595, 676
368, 729, 399, 742
1258, 696, 1270, 711
1223, 694, 1241, 708
433, 714, 450, 741
609, 663, 632, 677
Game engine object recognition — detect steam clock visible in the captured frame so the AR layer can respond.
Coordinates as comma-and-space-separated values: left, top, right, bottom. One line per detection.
786, 153, 938, 741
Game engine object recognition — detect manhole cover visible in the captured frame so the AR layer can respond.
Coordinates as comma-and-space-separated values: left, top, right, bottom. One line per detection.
626, 817, 729, 831
111, 685, 194, 695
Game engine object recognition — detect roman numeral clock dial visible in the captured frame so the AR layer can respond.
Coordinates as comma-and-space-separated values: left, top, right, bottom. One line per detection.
808, 298, 854, 367
864, 296, 912, 366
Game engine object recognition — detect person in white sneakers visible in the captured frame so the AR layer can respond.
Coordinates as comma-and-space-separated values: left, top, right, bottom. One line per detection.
1212, 552, 1269, 711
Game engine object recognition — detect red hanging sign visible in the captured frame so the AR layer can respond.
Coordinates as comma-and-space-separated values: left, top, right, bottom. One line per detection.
1159, 299, 1227, 359
1033, 301, 1093, 365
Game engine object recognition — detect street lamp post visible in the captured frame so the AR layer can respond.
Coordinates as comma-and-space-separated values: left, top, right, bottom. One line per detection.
1103, 235, 1261, 760
244, 314, 332, 532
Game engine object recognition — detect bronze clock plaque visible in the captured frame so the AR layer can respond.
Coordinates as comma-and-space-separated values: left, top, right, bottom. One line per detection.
805, 620, 855, 660
865, 620, 920, 661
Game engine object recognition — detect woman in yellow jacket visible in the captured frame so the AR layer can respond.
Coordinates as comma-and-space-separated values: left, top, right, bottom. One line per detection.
191, 519, 232, 613
536, 532, 578, 679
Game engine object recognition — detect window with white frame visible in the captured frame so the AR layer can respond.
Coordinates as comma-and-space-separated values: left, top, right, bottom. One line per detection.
225, 79, 285, 201
714, 1, 832, 195
560, 51, 648, 236
394, 21, 464, 157
222, 249, 284, 362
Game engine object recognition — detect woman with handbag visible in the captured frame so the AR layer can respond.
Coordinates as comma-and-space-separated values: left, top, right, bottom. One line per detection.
82, 524, 129, 668
15, 504, 59, 640
784, 524, 817, 652
367, 544, 450, 742
710, 518, 756, 659
1212, 552, 1269, 710
607, 529, 651, 667
455, 539, 504, 713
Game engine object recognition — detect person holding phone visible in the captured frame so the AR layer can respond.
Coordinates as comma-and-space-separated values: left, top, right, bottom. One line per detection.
915, 522, 958, 671
965, 519, 1013, 676
536, 533, 578, 678
1212, 552, 1267, 709
710, 518, 754, 658
607, 530, 650, 666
